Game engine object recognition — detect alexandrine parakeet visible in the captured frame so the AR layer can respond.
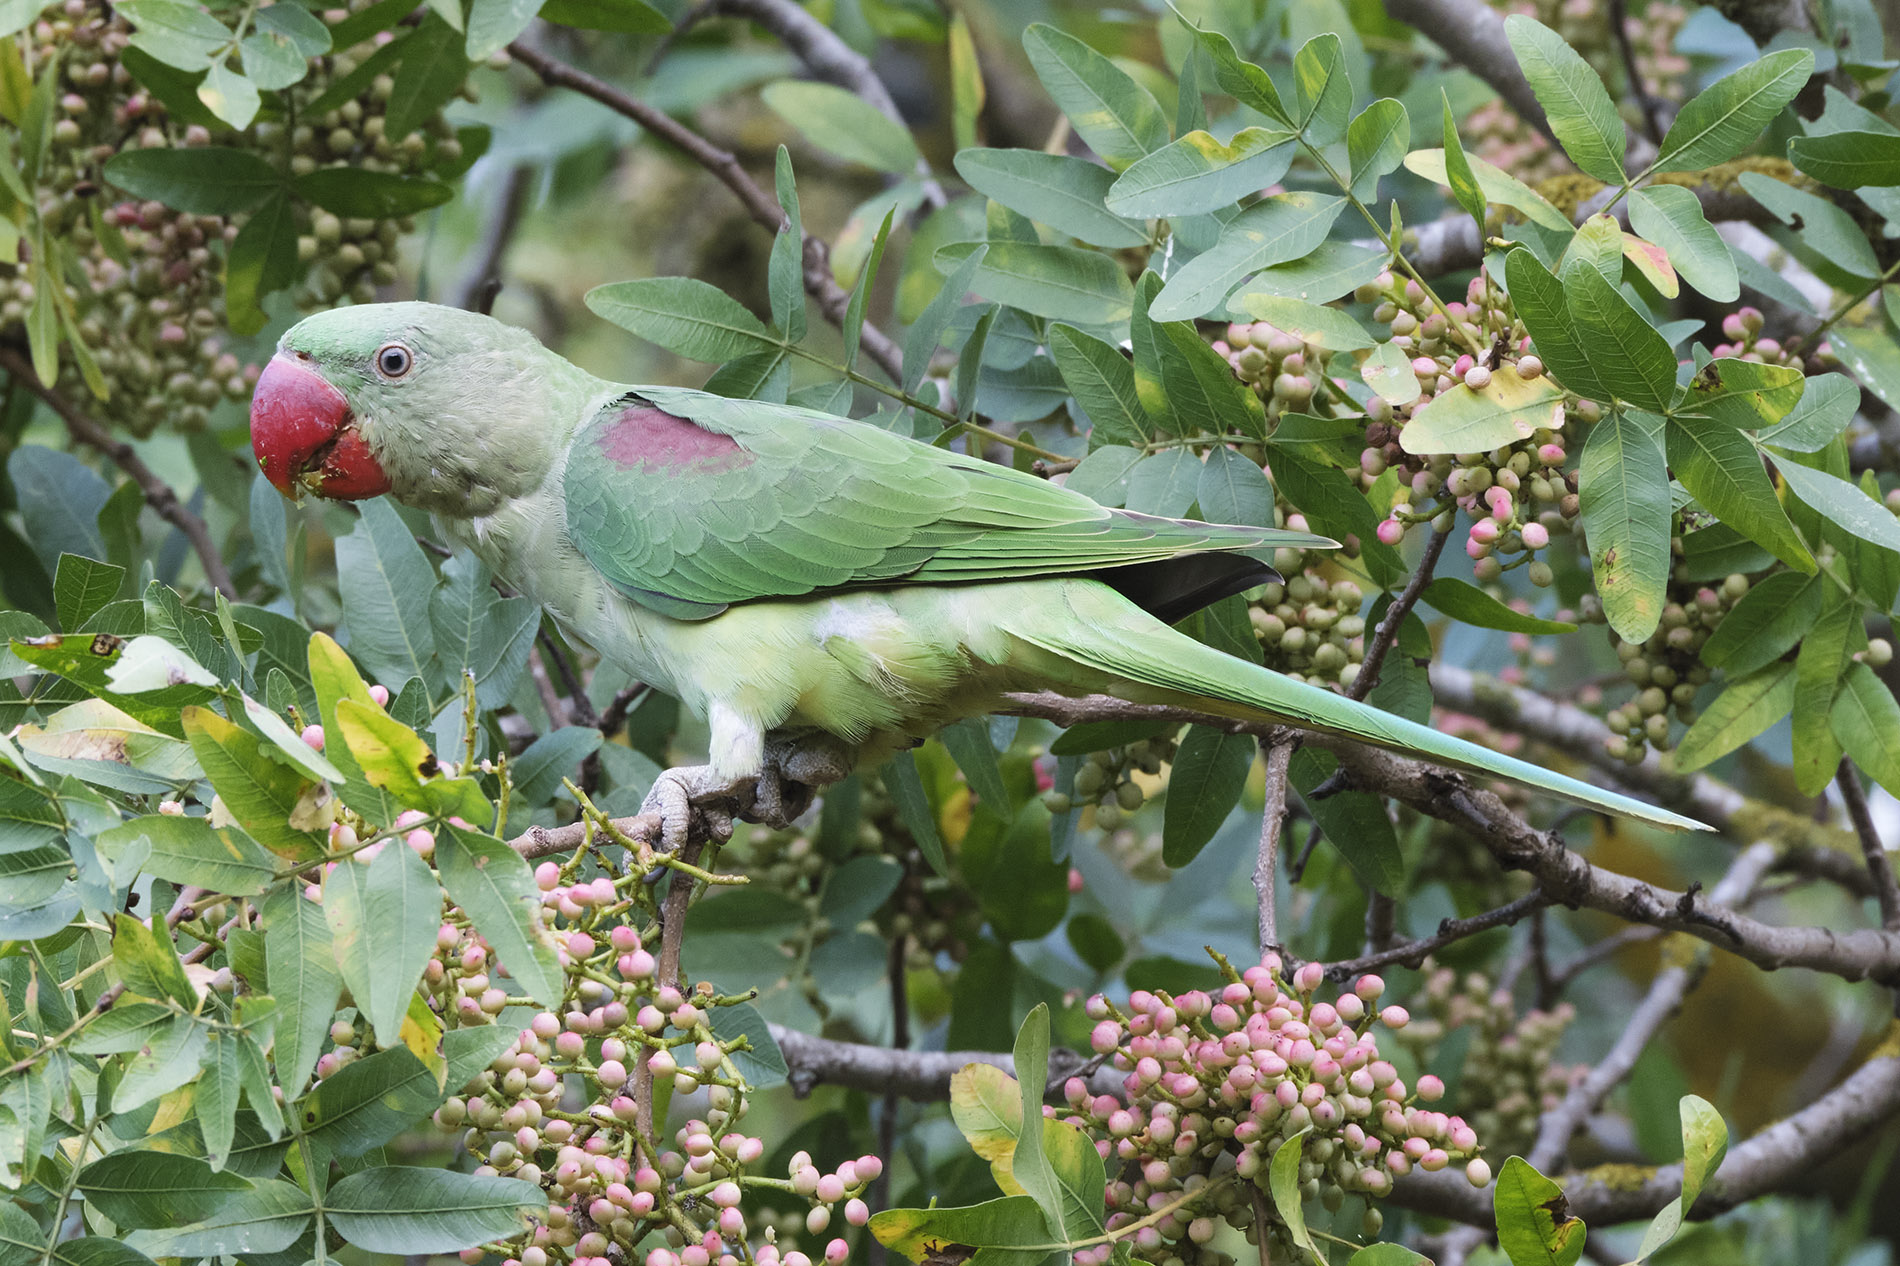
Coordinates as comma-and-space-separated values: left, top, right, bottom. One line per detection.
249, 302, 1705, 841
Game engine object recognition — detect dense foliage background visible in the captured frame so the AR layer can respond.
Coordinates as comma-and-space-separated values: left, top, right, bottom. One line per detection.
2, 0, 1899, 1263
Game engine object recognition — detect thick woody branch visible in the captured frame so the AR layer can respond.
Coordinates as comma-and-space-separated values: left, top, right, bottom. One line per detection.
1383, 0, 1553, 145
767, 1023, 1124, 1101
1390, 1029, 1900, 1226
506, 36, 906, 382
1525, 843, 1776, 1172
1254, 735, 1296, 953
0, 345, 237, 598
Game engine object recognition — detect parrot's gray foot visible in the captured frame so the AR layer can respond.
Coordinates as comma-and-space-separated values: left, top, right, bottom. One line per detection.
751, 735, 855, 829
640, 764, 747, 854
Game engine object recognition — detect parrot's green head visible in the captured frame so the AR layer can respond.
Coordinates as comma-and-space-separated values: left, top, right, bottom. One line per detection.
250, 301, 602, 516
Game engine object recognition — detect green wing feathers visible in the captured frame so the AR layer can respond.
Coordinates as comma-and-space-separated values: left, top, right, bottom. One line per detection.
1011, 582, 1709, 832
563, 385, 1332, 614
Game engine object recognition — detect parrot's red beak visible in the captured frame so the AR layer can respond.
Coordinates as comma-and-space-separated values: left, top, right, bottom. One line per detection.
250, 354, 391, 500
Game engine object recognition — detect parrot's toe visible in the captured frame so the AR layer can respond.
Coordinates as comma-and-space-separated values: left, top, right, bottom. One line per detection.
640, 764, 749, 857
750, 736, 855, 828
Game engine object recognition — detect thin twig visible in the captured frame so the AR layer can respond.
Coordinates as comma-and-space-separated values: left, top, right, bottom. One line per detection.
506, 36, 906, 383
1324, 891, 1551, 980
448, 163, 534, 313
0, 345, 237, 598
597, 684, 651, 741
1352, 524, 1451, 701
1839, 758, 1900, 931
1254, 735, 1295, 954
538, 628, 599, 729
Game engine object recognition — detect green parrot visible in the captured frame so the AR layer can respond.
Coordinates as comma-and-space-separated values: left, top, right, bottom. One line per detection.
249, 302, 1706, 842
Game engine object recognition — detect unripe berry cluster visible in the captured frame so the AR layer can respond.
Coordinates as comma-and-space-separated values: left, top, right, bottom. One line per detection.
1393, 962, 1581, 1159
1590, 572, 1752, 762
3, 0, 467, 435
1211, 322, 1337, 424
1248, 572, 1367, 690
1062, 958, 1489, 1265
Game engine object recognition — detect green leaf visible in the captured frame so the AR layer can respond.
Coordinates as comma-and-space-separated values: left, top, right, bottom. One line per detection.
1103, 126, 1297, 219
262, 886, 339, 1094
537, 0, 669, 32
1161, 726, 1254, 867
955, 149, 1146, 248
1772, 453, 1900, 556
870, 1195, 1055, 1262
1235, 294, 1372, 349
1347, 97, 1409, 199
1230, 240, 1387, 309
1504, 15, 1625, 182
1792, 584, 1857, 794
78, 1151, 251, 1231
297, 1045, 442, 1156
94, 813, 277, 896
224, 189, 299, 336
112, 1014, 209, 1111
1269, 1131, 1325, 1265
1398, 365, 1565, 455
54, 554, 123, 632
1666, 418, 1814, 571
1699, 570, 1820, 678
113, 911, 197, 1007
182, 705, 324, 861
336, 497, 439, 693
1421, 578, 1577, 633
1828, 321, 1900, 413
884, 749, 946, 876
1758, 372, 1857, 450
292, 167, 453, 217
761, 79, 921, 174
1563, 264, 1677, 412
1627, 185, 1739, 302
1289, 747, 1402, 895
464, 0, 542, 60
1833, 662, 1900, 799
1292, 33, 1351, 147
322, 841, 440, 1048
1493, 1155, 1585, 1266
101, 146, 281, 215
1683, 358, 1805, 429
326, 1167, 541, 1253
255, 3, 331, 54
949, 11, 982, 150
587, 277, 780, 362
438, 824, 561, 1008
1674, 659, 1798, 773
1150, 191, 1343, 321
118, 0, 230, 70
1267, 444, 1405, 588
385, 15, 469, 141
934, 241, 1134, 327
1178, 19, 1288, 126
1157, 321, 1267, 441
1788, 129, 1900, 187
1197, 445, 1275, 526
1655, 48, 1812, 172
120, 1180, 310, 1258
1349, 1247, 1431, 1266
1739, 171, 1881, 279
335, 698, 490, 821
196, 61, 259, 129
1635, 1096, 1730, 1263
1403, 148, 1571, 232
52, 1238, 162, 1266
1441, 90, 1487, 228
1022, 22, 1167, 170
1050, 324, 1149, 448
940, 718, 1009, 813
768, 146, 807, 344
239, 24, 307, 90
1579, 408, 1671, 642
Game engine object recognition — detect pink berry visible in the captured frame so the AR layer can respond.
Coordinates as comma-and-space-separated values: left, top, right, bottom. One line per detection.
1376, 517, 1405, 546
368, 684, 390, 707
1416, 1073, 1445, 1101
1521, 522, 1550, 550
300, 724, 325, 750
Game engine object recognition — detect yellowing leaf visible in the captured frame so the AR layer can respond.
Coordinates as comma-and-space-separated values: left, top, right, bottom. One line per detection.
1399, 365, 1564, 454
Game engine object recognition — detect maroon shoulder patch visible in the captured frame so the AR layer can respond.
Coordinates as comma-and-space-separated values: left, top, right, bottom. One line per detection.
596, 405, 753, 474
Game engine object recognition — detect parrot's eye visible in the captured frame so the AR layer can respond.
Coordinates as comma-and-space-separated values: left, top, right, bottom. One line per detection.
374, 344, 413, 379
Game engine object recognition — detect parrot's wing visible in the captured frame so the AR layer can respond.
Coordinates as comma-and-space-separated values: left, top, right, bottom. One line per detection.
563, 386, 1331, 619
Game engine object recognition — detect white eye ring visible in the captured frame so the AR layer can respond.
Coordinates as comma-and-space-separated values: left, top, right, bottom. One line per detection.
375, 344, 413, 379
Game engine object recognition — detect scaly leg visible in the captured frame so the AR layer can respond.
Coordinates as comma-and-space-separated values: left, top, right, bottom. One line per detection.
639, 764, 751, 853
751, 733, 857, 828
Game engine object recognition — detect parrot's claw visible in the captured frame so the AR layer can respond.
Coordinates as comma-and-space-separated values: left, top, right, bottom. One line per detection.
752, 736, 855, 829
640, 764, 746, 855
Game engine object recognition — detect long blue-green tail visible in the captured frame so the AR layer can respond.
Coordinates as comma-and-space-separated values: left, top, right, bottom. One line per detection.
1012, 581, 1710, 832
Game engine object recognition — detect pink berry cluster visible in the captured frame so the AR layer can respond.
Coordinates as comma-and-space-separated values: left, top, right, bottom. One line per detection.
1358, 271, 1586, 590
1394, 963, 1582, 1158
1211, 322, 1334, 424
1058, 958, 1490, 1264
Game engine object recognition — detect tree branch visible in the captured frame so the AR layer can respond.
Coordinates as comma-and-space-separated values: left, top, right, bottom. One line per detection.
708, 0, 945, 210
1838, 759, 1900, 931
767, 1023, 1125, 1101
1384, 0, 1553, 145
0, 345, 237, 599
506, 35, 906, 382
1322, 891, 1551, 980
447, 162, 534, 314
1352, 524, 1451, 702
1254, 735, 1295, 954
